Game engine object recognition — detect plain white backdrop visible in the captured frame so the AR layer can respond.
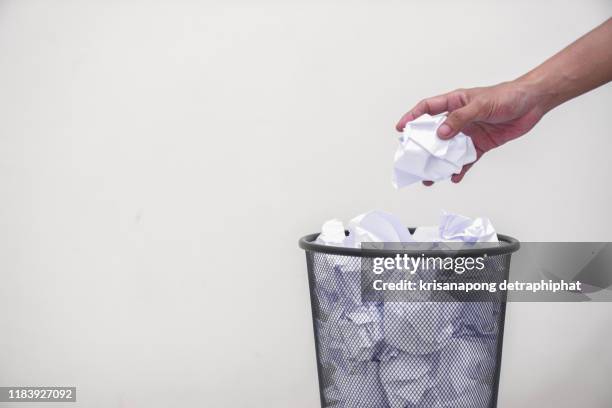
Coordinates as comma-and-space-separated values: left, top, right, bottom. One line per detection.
0, 1, 611, 407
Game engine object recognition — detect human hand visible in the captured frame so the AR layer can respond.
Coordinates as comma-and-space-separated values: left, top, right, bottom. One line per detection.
396, 80, 546, 185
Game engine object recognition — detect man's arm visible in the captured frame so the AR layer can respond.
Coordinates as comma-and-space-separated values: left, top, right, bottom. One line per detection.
519, 17, 612, 114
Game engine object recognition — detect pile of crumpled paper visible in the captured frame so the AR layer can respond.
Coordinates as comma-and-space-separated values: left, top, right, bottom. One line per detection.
312, 210, 500, 408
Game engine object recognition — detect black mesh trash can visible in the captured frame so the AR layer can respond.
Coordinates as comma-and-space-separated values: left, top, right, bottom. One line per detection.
299, 231, 520, 408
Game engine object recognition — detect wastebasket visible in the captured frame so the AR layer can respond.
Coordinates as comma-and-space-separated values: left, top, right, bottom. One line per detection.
299, 231, 520, 408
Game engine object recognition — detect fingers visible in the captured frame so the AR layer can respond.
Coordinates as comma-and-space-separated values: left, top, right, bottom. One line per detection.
396, 93, 452, 131
422, 161, 477, 185
437, 102, 482, 139
423, 162, 474, 186
423, 169, 469, 186
451, 163, 474, 183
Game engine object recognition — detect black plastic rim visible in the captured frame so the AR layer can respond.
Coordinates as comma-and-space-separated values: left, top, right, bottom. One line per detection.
299, 229, 520, 258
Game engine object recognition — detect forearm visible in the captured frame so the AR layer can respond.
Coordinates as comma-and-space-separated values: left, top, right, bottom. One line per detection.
517, 18, 612, 113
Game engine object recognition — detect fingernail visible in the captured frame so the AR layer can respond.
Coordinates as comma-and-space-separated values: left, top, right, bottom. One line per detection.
437, 123, 452, 138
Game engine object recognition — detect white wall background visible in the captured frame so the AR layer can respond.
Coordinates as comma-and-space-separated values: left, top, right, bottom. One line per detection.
0, 1, 611, 407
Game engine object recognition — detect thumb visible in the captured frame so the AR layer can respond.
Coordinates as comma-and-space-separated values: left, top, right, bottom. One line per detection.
437, 103, 482, 139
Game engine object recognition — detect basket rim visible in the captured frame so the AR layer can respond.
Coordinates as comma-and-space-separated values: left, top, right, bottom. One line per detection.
298, 229, 520, 257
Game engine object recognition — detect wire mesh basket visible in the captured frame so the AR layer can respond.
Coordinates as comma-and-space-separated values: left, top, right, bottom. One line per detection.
299, 231, 519, 408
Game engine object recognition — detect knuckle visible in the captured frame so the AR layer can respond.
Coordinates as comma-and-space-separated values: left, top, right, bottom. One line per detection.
417, 98, 429, 110
472, 97, 487, 109
448, 110, 466, 123
473, 98, 492, 116
452, 88, 470, 104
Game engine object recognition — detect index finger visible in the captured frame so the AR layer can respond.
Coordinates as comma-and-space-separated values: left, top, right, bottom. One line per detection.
395, 93, 452, 131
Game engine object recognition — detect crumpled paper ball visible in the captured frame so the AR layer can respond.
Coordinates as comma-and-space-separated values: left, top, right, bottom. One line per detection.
383, 302, 461, 355
318, 303, 384, 371
348, 210, 414, 246
439, 211, 498, 243
428, 337, 495, 407
324, 361, 388, 408
392, 114, 477, 188
380, 350, 435, 407
412, 211, 498, 243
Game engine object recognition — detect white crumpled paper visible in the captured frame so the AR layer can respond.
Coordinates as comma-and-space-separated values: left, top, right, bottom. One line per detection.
392, 114, 477, 188
439, 211, 498, 243
384, 302, 461, 355
380, 351, 434, 407
348, 210, 414, 247
314, 219, 355, 314
316, 211, 414, 248
324, 361, 388, 408
318, 303, 384, 369
412, 211, 498, 243
432, 337, 495, 406
317, 211, 498, 246
316, 219, 348, 246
